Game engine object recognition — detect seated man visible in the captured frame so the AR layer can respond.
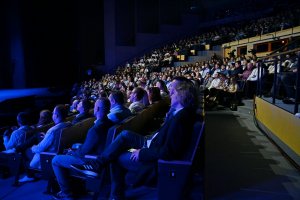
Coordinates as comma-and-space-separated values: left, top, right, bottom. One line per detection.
107, 90, 132, 123
2, 110, 53, 154
51, 97, 114, 200
128, 87, 146, 114
3, 112, 34, 151
71, 76, 198, 199
18, 105, 72, 183
71, 98, 93, 124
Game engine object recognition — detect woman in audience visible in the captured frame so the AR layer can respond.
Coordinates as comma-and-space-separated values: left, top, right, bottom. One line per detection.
155, 79, 169, 98
147, 86, 162, 104
35, 109, 52, 128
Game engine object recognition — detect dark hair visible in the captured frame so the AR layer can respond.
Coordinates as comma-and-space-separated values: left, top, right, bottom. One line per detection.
132, 87, 145, 101
97, 97, 111, 115
81, 99, 92, 112
110, 90, 125, 105
148, 87, 162, 103
155, 80, 169, 94
172, 76, 197, 108
55, 104, 68, 119
37, 109, 52, 126
17, 112, 31, 126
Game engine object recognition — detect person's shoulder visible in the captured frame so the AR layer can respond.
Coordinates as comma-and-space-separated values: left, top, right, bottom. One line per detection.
177, 107, 196, 117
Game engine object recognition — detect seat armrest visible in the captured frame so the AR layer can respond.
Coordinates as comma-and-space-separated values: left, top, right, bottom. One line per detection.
158, 159, 192, 166
84, 155, 97, 159
40, 152, 58, 179
157, 159, 192, 200
40, 152, 57, 156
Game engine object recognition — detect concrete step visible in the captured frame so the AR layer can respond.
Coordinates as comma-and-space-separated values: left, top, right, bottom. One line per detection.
173, 61, 194, 67
188, 56, 204, 62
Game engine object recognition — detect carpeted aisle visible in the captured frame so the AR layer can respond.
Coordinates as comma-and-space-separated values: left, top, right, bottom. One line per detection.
204, 101, 300, 200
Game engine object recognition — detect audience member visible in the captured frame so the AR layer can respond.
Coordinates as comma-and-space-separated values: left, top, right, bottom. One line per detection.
147, 86, 162, 104
3, 112, 34, 151
35, 109, 53, 128
69, 98, 80, 114
71, 76, 198, 199
128, 87, 146, 114
30, 105, 72, 170
51, 98, 114, 200
107, 90, 132, 123
71, 99, 93, 124
155, 80, 169, 98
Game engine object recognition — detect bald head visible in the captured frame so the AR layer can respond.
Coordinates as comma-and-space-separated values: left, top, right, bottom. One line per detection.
94, 97, 111, 119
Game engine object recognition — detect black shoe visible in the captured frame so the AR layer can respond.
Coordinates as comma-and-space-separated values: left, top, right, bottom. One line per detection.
283, 97, 295, 104
52, 191, 74, 200
70, 160, 102, 178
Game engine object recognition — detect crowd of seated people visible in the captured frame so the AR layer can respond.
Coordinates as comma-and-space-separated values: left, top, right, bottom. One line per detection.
60, 76, 198, 200
1, 4, 299, 198
1, 75, 199, 199
263, 50, 299, 103
70, 45, 297, 111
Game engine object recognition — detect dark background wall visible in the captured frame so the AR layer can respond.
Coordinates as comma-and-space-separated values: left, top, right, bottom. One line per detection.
1, 0, 271, 89
0, 0, 104, 89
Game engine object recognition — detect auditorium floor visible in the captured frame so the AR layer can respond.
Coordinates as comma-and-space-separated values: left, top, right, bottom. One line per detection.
205, 100, 300, 200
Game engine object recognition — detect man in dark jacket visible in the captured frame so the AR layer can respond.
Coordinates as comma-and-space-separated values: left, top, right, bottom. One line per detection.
71, 76, 198, 199
51, 98, 114, 200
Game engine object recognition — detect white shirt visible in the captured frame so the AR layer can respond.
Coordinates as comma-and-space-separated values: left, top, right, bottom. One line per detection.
146, 107, 183, 148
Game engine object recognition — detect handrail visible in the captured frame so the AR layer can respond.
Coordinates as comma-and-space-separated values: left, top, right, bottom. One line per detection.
258, 48, 300, 60
257, 49, 299, 114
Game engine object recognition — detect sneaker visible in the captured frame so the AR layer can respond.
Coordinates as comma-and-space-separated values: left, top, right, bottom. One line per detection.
52, 191, 74, 200
70, 160, 102, 178
18, 175, 35, 183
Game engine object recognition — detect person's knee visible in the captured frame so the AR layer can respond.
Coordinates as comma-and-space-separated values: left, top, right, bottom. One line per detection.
52, 155, 63, 167
118, 130, 131, 139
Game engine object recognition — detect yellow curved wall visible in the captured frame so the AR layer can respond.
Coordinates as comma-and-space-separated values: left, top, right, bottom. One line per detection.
254, 97, 300, 156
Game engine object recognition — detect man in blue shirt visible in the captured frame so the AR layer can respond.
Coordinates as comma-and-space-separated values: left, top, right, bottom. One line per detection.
107, 90, 132, 123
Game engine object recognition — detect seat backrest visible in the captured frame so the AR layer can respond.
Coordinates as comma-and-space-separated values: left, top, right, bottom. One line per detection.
182, 120, 205, 162
57, 117, 95, 154
35, 122, 54, 134
105, 116, 135, 148
104, 99, 170, 147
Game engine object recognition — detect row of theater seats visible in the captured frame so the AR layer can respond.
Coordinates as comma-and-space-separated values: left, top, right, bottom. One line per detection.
0, 95, 205, 199
70, 96, 205, 200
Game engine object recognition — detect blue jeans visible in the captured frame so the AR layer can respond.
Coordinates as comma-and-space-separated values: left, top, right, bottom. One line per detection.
100, 130, 145, 164
101, 130, 145, 199
110, 152, 142, 199
52, 155, 85, 194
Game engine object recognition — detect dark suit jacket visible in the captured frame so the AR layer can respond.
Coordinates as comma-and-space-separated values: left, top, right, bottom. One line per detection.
73, 117, 114, 157
133, 106, 197, 186
139, 106, 196, 162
